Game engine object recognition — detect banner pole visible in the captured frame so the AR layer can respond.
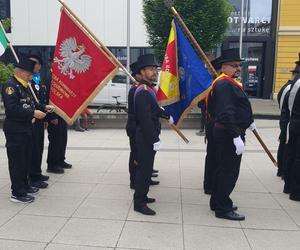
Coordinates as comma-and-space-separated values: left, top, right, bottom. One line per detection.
57, 0, 136, 83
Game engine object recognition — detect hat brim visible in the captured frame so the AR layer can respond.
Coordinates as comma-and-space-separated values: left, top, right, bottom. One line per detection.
218, 58, 244, 64
13, 63, 34, 74
138, 63, 159, 71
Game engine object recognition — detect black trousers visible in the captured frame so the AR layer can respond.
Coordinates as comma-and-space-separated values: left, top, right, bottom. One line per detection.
210, 127, 242, 214
47, 117, 68, 168
134, 130, 156, 207
277, 130, 287, 176
5, 131, 32, 196
29, 120, 45, 181
203, 121, 217, 192
129, 136, 138, 185
284, 131, 300, 195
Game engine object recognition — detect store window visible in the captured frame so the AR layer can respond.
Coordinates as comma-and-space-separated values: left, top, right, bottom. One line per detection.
227, 0, 273, 37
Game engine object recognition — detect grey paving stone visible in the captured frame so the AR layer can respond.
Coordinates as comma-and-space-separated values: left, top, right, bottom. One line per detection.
20, 196, 84, 217
74, 198, 132, 220
53, 218, 124, 247
240, 207, 299, 230
118, 221, 183, 250
0, 215, 67, 242
245, 229, 300, 250
0, 239, 46, 250
184, 225, 251, 250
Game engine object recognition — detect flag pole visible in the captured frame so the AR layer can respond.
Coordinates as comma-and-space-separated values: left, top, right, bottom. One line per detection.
164, 1, 217, 78
57, 0, 136, 83
0, 20, 19, 63
252, 129, 277, 167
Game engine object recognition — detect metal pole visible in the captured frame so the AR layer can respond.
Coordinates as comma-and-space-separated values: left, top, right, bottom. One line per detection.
239, 0, 245, 59
126, 0, 130, 100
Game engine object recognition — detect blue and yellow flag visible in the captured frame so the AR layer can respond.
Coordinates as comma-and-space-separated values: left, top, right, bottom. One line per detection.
157, 20, 214, 126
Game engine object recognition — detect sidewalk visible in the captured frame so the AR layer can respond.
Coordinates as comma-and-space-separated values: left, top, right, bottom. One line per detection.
0, 119, 299, 249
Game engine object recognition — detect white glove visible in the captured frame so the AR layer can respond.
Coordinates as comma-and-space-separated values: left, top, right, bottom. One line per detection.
168, 116, 174, 124
153, 141, 161, 151
233, 136, 245, 155
248, 122, 257, 131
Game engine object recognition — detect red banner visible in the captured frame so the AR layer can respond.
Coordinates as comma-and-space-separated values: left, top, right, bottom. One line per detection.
50, 9, 118, 124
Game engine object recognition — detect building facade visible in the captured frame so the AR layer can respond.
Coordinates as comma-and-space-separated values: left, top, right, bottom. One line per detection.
274, 0, 300, 94
0, 0, 290, 99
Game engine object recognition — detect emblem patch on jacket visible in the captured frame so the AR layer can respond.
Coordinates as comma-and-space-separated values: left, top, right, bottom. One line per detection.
5, 87, 14, 95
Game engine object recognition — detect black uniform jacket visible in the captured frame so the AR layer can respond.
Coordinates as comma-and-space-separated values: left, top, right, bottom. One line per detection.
208, 75, 254, 138
278, 82, 291, 138
126, 84, 138, 138
134, 79, 167, 145
1, 76, 44, 133
289, 74, 300, 135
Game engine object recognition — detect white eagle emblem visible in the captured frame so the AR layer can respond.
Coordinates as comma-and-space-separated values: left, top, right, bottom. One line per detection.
54, 37, 92, 79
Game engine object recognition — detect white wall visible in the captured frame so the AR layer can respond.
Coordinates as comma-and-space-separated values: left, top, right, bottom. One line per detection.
10, 0, 149, 47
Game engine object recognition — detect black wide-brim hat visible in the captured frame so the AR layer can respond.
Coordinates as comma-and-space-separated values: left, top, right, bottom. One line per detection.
13, 54, 36, 73
137, 54, 159, 72
218, 48, 244, 64
211, 56, 222, 70
28, 54, 43, 66
130, 61, 139, 77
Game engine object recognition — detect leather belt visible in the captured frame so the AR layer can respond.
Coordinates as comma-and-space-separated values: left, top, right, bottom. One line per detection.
214, 122, 246, 133
214, 122, 225, 129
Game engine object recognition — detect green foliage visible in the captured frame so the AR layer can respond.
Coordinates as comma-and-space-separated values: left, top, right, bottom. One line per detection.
1, 18, 11, 32
0, 62, 14, 84
143, 0, 232, 62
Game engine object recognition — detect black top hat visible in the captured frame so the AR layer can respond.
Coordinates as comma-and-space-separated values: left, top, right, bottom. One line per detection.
211, 57, 222, 70
137, 54, 159, 72
218, 48, 244, 64
130, 61, 139, 77
13, 54, 36, 73
28, 54, 43, 66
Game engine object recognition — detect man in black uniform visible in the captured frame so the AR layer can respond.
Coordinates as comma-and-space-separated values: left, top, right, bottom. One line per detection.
276, 71, 295, 178
2, 55, 54, 203
203, 57, 222, 195
133, 54, 172, 215
46, 59, 72, 174
285, 61, 300, 201
28, 55, 51, 188
126, 61, 141, 189
208, 48, 254, 220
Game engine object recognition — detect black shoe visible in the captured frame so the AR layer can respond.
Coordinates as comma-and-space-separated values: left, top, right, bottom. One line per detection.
62, 161, 72, 169
146, 197, 156, 203
10, 194, 34, 203
283, 186, 291, 194
289, 193, 300, 201
31, 180, 48, 189
75, 127, 85, 132
211, 205, 238, 211
47, 167, 64, 174
26, 186, 39, 195
153, 169, 159, 173
134, 205, 156, 216
215, 211, 245, 221
204, 189, 212, 195
152, 173, 158, 178
40, 174, 49, 181
130, 182, 134, 190
277, 170, 283, 177
150, 180, 160, 186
